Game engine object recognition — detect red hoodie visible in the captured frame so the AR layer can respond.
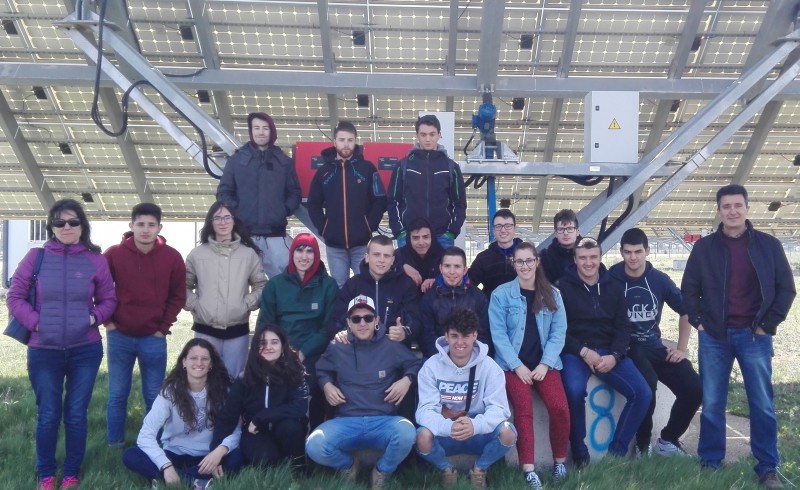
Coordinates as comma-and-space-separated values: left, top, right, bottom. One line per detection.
104, 231, 187, 336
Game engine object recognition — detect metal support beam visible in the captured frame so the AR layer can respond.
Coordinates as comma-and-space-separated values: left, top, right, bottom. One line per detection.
598, 49, 800, 249
458, 161, 674, 177
58, 12, 241, 162
317, 0, 339, 133
0, 89, 56, 210
476, 0, 506, 92
444, 0, 460, 112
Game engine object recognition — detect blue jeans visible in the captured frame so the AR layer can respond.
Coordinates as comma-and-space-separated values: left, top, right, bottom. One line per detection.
253, 235, 290, 279
122, 447, 243, 482
698, 329, 778, 475
106, 329, 167, 444
28, 341, 103, 478
416, 421, 516, 471
305, 416, 416, 473
561, 351, 652, 457
326, 245, 367, 288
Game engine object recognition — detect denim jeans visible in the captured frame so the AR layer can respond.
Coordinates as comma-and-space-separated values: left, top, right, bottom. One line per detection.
28, 341, 103, 478
253, 235, 290, 279
698, 328, 778, 475
106, 329, 167, 444
561, 351, 652, 457
305, 416, 416, 473
326, 245, 367, 288
122, 447, 243, 482
416, 421, 517, 471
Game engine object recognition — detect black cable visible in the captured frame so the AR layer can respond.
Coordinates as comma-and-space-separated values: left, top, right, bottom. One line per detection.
462, 130, 476, 157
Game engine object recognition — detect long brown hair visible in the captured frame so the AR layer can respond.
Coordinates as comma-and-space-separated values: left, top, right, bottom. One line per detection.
515, 242, 558, 313
161, 338, 231, 430
243, 324, 306, 388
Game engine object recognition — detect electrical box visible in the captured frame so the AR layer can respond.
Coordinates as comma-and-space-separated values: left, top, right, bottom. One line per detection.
584, 91, 639, 163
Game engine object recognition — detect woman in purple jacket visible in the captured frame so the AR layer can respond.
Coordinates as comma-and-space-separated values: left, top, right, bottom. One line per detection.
6, 199, 117, 490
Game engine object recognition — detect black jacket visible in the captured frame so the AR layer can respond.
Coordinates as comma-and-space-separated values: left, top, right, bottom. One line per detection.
394, 240, 445, 282
468, 238, 522, 299
211, 376, 309, 448
557, 264, 632, 358
387, 145, 467, 238
307, 145, 387, 248
540, 237, 581, 284
326, 261, 422, 344
418, 276, 491, 358
681, 221, 796, 340
316, 327, 422, 417
216, 143, 301, 236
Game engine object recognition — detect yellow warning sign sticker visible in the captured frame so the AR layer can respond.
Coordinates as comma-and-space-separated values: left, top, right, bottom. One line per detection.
609, 118, 621, 130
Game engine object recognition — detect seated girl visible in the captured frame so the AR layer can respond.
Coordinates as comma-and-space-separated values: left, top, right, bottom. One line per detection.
122, 339, 242, 488
213, 324, 309, 468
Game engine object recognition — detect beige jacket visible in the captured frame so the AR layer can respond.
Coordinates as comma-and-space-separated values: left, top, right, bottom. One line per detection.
184, 235, 267, 329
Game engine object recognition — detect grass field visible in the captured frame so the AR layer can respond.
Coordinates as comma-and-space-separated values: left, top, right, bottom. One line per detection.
1, 256, 798, 489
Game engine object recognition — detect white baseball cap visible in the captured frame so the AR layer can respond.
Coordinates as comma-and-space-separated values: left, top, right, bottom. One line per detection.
347, 295, 376, 314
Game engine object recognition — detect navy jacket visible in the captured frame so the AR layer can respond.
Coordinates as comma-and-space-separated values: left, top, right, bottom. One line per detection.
468, 238, 522, 299
216, 143, 301, 236
540, 237, 581, 284
394, 240, 445, 282
557, 264, 632, 358
387, 145, 467, 238
681, 221, 796, 340
608, 261, 684, 346
307, 145, 386, 248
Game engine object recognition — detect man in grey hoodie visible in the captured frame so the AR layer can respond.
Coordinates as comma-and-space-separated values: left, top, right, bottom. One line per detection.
415, 308, 516, 489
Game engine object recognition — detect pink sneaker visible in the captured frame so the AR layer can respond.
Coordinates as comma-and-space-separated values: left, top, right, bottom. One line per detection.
37, 476, 56, 490
61, 475, 80, 489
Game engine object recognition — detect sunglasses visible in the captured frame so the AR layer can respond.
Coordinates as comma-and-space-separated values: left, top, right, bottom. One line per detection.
349, 314, 375, 324
51, 218, 82, 228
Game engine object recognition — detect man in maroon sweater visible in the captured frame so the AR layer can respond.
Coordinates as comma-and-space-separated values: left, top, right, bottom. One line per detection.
103, 202, 187, 446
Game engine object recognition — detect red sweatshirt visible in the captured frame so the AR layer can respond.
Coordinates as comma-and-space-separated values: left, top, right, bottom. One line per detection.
104, 232, 186, 336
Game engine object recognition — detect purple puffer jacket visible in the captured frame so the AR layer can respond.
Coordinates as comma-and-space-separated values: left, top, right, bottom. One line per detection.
6, 241, 117, 350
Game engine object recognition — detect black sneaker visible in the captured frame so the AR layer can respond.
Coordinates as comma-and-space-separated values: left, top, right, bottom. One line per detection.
573, 452, 590, 469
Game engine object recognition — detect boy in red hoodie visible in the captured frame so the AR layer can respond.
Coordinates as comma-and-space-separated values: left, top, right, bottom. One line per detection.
104, 202, 187, 446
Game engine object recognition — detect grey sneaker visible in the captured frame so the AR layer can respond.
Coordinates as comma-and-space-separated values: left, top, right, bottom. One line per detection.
635, 443, 652, 458
655, 438, 687, 457
469, 466, 487, 489
341, 458, 359, 482
758, 472, 784, 489
441, 467, 458, 488
371, 467, 389, 489
524, 471, 543, 490
552, 462, 567, 482
192, 478, 212, 490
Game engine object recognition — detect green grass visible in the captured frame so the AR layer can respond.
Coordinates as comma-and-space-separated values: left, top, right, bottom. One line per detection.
2, 269, 800, 489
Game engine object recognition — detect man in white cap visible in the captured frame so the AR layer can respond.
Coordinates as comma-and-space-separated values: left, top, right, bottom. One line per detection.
306, 295, 423, 489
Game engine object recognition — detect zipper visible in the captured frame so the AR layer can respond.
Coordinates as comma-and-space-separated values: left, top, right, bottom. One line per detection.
342, 161, 350, 248
61, 246, 68, 349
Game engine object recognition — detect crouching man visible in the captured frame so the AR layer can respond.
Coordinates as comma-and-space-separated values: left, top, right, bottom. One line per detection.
415, 308, 516, 489
306, 295, 422, 489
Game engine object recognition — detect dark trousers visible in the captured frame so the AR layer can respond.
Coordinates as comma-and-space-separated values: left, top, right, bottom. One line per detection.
241, 418, 307, 467
122, 447, 243, 482
629, 344, 703, 448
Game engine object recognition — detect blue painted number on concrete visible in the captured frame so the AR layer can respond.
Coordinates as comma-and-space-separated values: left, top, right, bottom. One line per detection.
588, 384, 616, 451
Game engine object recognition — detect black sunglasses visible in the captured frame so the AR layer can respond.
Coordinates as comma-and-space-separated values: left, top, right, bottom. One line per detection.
349, 314, 375, 324
51, 218, 82, 228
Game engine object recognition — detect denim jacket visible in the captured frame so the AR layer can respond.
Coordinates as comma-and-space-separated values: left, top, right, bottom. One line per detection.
488, 278, 566, 371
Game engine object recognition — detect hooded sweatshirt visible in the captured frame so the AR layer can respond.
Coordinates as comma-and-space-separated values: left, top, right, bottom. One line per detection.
539, 236, 582, 284
415, 338, 510, 437
608, 261, 685, 347
258, 233, 339, 360
216, 112, 301, 236
307, 145, 387, 249
104, 232, 186, 336
387, 143, 467, 238
326, 259, 421, 344
556, 264, 631, 358
468, 238, 522, 299
315, 325, 422, 417
394, 233, 445, 282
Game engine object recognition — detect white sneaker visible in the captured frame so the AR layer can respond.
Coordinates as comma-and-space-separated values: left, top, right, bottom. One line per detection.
552, 462, 567, 482
635, 443, 652, 458
524, 471, 543, 490
655, 438, 687, 456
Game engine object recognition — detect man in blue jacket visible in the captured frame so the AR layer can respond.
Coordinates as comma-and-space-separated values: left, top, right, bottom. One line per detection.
307, 120, 387, 287
387, 114, 466, 250
557, 237, 651, 466
609, 228, 701, 458
306, 295, 422, 489
682, 185, 795, 489
217, 112, 302, 278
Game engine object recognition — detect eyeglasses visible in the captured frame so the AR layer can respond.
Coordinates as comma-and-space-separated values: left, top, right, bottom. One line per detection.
555, 226, 577, 234
51, 218, 81, 228
493, 223, 515, 231
512, 258, 538, 267
212, 215, 233, 223
349, 314, 375, 324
